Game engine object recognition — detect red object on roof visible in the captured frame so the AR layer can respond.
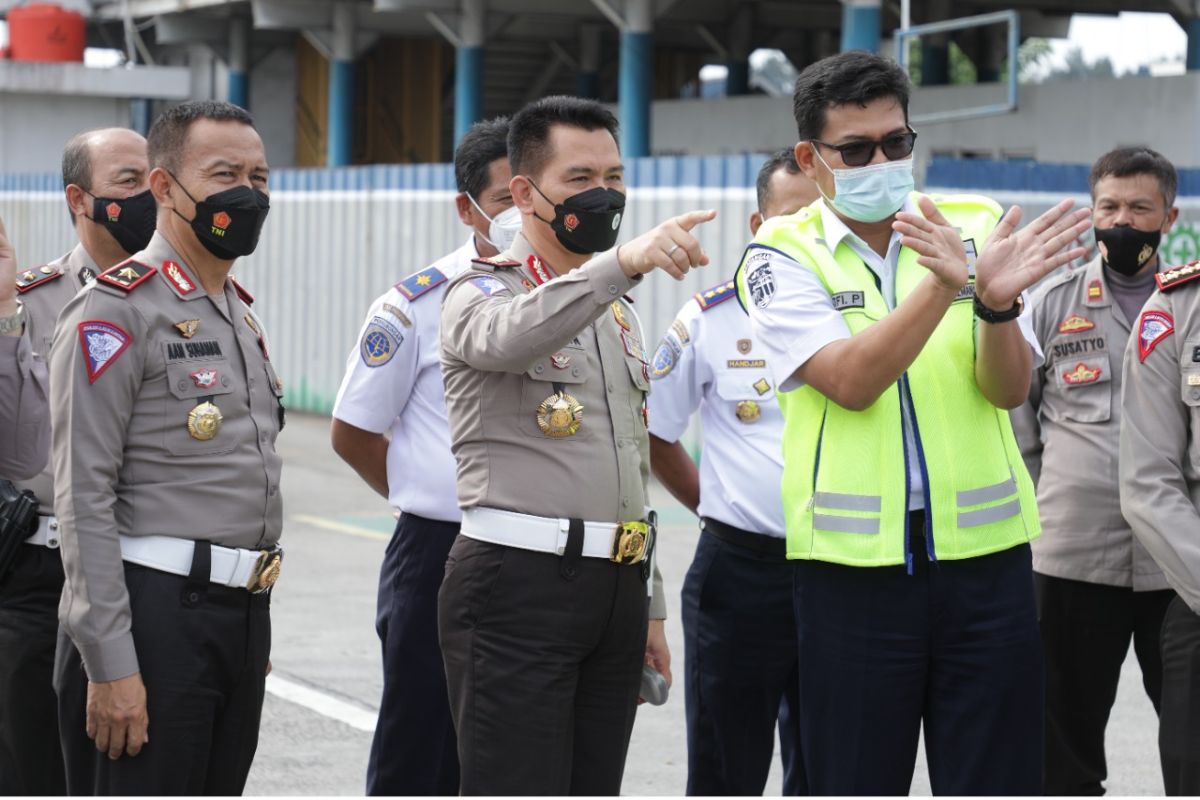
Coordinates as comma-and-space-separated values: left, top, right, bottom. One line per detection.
8, 4, 86, 63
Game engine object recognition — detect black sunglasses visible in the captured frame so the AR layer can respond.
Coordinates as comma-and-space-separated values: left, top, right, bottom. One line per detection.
810, 129, 918, 168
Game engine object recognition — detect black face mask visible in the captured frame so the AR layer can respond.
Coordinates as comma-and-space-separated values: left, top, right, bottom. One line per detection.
169, 172, 270, 260
531, 181, 625, 255
1095, 225, 1162, 277
87, 189, 156, 254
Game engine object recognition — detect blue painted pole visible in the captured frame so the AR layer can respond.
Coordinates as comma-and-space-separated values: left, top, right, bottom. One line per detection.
1189, 17, 1200, 71
840, 1, 881, 54
327, 59, 354, 167
619, 30, 652, 157
228, 71, 249, 109
454, 45, 484, 145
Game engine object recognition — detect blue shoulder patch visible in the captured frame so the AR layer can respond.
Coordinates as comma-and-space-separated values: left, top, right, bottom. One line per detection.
395, 266, 448, 301
694, 280, 737, 311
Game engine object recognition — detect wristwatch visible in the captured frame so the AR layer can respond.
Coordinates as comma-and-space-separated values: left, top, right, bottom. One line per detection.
0, 301, 24, 336
974, 294, 1023, 324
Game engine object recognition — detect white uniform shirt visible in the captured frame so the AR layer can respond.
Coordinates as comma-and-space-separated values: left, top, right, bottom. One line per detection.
333, 237, 478, 522
744, 197, 1043, 510
647, 283, 785, 536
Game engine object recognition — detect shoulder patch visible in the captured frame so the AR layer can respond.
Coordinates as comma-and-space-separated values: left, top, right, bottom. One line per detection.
360, 315, 404, 368
694, 280, 737, 311
77, 320, 132, 383
230, 276, 255, 305
381, 302, 412, 328
1156, 261, 1200, 293
1137, 309, 1174, 362
15, 266, 64, 294
396, 266, 448, 301
468, 275, 510, 297
96, 260, 156, 292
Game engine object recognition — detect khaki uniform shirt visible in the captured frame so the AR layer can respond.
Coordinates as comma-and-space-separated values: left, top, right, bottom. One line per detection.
50, 232, 284, 682
1013, 257, 1169, 590
1120, 266, 1200, 613
4, 244, 99, 500
440, 232, 665, 617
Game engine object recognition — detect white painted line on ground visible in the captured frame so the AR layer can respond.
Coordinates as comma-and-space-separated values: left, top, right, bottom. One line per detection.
291, 513, 391, 542
266, 675, 378, 733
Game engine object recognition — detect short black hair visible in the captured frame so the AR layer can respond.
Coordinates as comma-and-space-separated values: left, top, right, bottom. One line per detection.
455, 116, 510, 199
147, 100, 256, 174
1089, 146, 1178, 208
62, 130, 94, 224
507, 95, 620, 178
756, 148, 802, 215
792, 51, 912, 141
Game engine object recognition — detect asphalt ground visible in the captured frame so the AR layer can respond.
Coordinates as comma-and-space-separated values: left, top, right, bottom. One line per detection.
244, 412, 1163, 796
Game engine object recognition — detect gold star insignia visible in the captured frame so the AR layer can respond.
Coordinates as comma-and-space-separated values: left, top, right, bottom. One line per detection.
20, 270, 35, 282
416, 275, 432, 286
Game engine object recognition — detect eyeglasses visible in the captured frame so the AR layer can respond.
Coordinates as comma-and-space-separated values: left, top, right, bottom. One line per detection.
810, 129, 918, 168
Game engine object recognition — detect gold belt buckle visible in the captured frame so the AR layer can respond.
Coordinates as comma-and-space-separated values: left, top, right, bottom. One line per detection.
610, 521, 649, 565
246, 549, 283, 594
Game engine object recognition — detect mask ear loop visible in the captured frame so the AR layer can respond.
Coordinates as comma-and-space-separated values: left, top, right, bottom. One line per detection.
465, 193, 501, 249
808, 143, 839, 207
163, 169, 204, 228
526, 179, 560, 228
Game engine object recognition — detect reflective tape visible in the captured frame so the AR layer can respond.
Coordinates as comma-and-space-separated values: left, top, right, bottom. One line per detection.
957, 498, 1022, 528
956, 478, 1017, 507
813, 513, 880, 535
814, 491, 882, 512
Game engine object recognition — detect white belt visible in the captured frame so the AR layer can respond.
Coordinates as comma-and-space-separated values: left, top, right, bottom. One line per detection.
459, 507, 651, 563
24, 516, 61, 549
118, 534, 282, 593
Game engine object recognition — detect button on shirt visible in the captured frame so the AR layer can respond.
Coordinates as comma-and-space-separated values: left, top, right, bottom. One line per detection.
745, 197, 1043, 510
332, 237, 478, 522
647, 292, 785, 536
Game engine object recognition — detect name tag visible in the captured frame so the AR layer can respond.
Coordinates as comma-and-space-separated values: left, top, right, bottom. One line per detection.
831, 291, 865, 310
165, 339, 224, 361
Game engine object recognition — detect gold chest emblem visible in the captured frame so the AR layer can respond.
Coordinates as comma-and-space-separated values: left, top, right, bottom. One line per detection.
536, 392, 584, 438
735, 400, 761, 423
187, 401, 224, 441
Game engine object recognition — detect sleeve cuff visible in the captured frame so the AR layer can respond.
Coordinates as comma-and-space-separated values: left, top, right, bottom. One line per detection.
584, 250, 637, 304
77, 632, 140, 683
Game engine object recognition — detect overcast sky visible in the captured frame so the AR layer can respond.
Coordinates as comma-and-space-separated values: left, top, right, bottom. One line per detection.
1045, 12, 1185, 73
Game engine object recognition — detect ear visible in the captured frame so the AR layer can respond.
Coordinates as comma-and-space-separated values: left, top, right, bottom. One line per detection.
454, 193, 474, 227
510, 174, 538, 216
149, 167, 176, 209
795, 141, 820, 181
65, 184, 90, 220
749, 211, 763, 236
1164, 206, 1180, 233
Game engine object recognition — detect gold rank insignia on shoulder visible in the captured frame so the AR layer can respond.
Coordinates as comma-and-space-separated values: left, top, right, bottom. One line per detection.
736, 400, 761, 423
611, 301, 632, 331
175, 319, 200, 339
187, 401, 223, 441
97, 260, 156, 292
537, 391, 584, 438
1156, 261, 1200, 293
15, 266, 63, 294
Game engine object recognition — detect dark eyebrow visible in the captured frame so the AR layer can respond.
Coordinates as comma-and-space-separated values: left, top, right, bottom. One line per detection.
564, 165, 596, 176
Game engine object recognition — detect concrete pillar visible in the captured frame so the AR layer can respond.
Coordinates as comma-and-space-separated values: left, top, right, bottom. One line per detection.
454, 0, 485, 145
228, 16, 250, 109
1189, 17, 1200, 71
576, 24, 602, 99
840, 0, 880, 54
327, 0, 355, 167
725, 4, 753, 96
975, 25, 1003, 83
619, 0, 652, 157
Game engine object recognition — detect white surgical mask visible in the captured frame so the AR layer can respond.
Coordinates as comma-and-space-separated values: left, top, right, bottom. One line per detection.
812, 145, 915, 223
468, 195, 521, 252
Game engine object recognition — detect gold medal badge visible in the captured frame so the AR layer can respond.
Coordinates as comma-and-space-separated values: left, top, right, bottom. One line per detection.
611, 301, 632, 331
536, 392, 584, 438
735, 400, 761, 424
187, 401, 224, 441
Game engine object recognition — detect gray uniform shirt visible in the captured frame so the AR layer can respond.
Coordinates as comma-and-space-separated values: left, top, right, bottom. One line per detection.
1013, 257, 1169, 590
440, 232, 665, 617
1120, 266, 1200, 613
51, 232, 284, 682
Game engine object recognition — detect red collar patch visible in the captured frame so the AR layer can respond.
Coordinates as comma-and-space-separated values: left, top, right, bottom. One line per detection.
1058, 314, 1095, 334
1137, 309, 1174, 362
161, 260, 197, 296
526, 254, 554, 286
231, 276, 255, 305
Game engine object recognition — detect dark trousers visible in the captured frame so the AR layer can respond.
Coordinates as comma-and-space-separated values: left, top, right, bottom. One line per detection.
793, 522, 1043, 796
438, 534, 649, 796
0, 543, 66, 795
1160, 595, 1200, 795
1035, 572, 1173, 795
55, 556, 271, 796
366, 512, 460, 796
682, 522, 805, 796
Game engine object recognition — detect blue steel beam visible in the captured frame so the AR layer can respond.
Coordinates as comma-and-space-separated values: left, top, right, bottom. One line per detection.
619, 29, 652, 157
841, 0, 881, 53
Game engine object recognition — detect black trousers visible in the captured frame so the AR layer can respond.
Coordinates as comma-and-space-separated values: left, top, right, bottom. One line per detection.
1160, 595, 1200, 795
1035, 572, 1173, 795
438, 534, 649, 796
366, 512, 460, 796
682, 522, 805, 796
0, 543, 66, 795
55, 556, 271, 796
793, 520, 1043, 796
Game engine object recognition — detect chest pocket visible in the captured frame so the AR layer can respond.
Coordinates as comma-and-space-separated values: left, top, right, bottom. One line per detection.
619, 329, 650, 393
715, 370, 775, 401
163, 359, 237, 456
518, 353, 591, 440
1050, 352, 1112, 424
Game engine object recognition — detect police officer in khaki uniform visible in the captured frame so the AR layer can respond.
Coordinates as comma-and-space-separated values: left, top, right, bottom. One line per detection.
0, 215, 48, 480
51, 101, 281, 795
439, 96, 714, 795
0, 128, 154, 796
1120, 261, 1200, 795
1013, 147, 1179, 795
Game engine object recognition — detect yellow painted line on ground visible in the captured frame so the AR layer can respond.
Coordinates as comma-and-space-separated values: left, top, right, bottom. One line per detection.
291, 513, 390, 542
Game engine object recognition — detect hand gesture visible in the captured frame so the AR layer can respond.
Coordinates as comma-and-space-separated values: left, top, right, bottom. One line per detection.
639, 618, 672, 705
893, 196, 970, 292
975, 199, 1092, 310
0, 214, 17, 312
86, 673, 150, 760
617, 209, 717, 281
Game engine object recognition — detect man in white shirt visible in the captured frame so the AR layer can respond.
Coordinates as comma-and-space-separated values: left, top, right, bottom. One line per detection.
330, 117, 515, 796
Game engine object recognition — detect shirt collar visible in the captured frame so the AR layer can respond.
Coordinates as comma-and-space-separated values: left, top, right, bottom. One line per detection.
816, 195, 918, 257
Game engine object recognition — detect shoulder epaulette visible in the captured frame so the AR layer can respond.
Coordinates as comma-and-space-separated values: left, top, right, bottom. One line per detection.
396, 266, 448, 301
1156, 261, 1200, 293
471, 255, 520, 269
694, 280, 737, 311
230, 276, 255, 305
15, 265, 63, 294
96, 260, 156, 292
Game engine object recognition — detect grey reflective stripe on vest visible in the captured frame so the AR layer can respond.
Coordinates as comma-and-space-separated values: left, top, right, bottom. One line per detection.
956, 478, 1017, 508
814, 492, 882, 513
812, 513, 880, 535
957, 498, 1022, 528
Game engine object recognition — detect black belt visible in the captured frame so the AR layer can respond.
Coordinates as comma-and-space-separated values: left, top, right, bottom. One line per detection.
700, 516, 787, 558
